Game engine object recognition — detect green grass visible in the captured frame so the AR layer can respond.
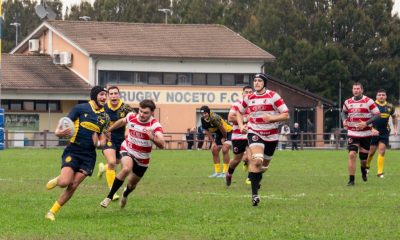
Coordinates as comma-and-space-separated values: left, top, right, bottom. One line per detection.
1, 148, 400, 239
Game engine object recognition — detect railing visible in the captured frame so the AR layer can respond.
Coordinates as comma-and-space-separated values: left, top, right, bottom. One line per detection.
1, 130, 400, 150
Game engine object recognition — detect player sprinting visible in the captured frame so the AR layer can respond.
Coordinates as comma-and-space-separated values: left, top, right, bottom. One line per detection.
100, 99, 165, 208
341, 82, 380, 186
226, 85, 253, 186
45, 86, 110, 221
97, 86, 133, 201
200, 106, 233, 178
366, 89, 398, 178
237, 73, 289, 206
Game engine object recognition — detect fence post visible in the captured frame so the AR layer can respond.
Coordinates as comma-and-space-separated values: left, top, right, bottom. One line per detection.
44, 130, 48, 149
5, 130, 9, 149
300, 131, 304, 150
335, 130, 339, 150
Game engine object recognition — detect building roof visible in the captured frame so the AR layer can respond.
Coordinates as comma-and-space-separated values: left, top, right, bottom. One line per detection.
1, 54, 91, 92
13, 20, 275, 61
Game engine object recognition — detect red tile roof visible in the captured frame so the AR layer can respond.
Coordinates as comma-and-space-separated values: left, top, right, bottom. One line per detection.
47, 20, 275, 60
1, 54, 91, 91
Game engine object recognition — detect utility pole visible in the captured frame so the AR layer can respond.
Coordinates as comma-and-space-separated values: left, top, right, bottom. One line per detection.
158, 8, 171, 24
10, 22, 21, 46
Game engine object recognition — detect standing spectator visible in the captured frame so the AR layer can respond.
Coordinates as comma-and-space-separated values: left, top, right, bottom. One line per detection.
306, 118, 315, 147
185, 127, 195, 150
196, 125, 205, 150
291, 123, 300, 150
279, 124, 290, 150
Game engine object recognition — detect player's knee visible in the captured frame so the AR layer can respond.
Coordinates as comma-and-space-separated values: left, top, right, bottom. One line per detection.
252, 153, 264, 167
359, 152, 368, 161
348, 145, 358, 153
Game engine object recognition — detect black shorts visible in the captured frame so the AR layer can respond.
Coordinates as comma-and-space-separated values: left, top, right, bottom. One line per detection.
103, 140, 122, 159
120, 151, 148, 178
61, 147, 96, 176
347, 137, 371, 151
232, 139, 248, 155
215, 131, 232, 146
370, 135, 389, 146
247, 133, 278, 157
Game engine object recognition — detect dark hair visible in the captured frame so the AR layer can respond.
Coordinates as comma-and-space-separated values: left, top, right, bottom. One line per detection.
200, 105, 210, 114
377, 89, 386, 94
242, 85, 252, 91
353, 82, 363, 89
139, 99, 156, 112
107, 86, 120, 92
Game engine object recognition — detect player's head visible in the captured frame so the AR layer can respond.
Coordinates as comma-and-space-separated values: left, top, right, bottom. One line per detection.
352, 82, 364, 98
90, 86, 108, 108
200, 105, 211, 119
107, 86, 120, 105
252, 73, 268, 92
138, 99, 156, 122
242, 85, 253, 96
376, 89, 387, 102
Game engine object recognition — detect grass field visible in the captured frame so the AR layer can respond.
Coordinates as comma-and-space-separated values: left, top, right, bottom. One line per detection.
0, 148, 400, 239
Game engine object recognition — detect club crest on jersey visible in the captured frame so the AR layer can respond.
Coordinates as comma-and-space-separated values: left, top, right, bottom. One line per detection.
348, 138, 353, 144
233, 147, 239, 153
119, 112, 126, 118
107, 141, 112, 147
252, 135, 259, 141
65, 156, 72, 163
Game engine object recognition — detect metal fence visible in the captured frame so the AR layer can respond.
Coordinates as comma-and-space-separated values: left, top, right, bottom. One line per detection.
2, 130, 400, 150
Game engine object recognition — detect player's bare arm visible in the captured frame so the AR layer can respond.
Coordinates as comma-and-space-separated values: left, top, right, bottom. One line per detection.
204, 129, 214, 143
218, 124, 227, 140
92, 132, 107, 148
262, 112, 289, 123
392, 113, 398, 136
108, 117, 127, 132
341, 110, 348, 128
357, 113, 381, 130
148, 131, 165, 149
54, 123, 71, 137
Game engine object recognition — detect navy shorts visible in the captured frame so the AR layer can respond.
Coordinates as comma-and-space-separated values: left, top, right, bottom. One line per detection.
215, 131, 232, 146
103, 140, 122, 159
232, 139, 248, 155
370, 135, 389, 146
61, 147, 96, 176
247, 133, 278, 157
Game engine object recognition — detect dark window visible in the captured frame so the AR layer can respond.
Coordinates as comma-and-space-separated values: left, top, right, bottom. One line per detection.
48, 101, 60, 112
119, 72, 132, 84
99, 71, 108, 86
207, 73, 220, 85
193, 73, 206, 85
234, 74, 249, 85
163, 73, 177, 85
178, 73, 191, 85
134, 72, 148, 84
35, 101, 47, 111
222, 74, 235, 86
23, 101, 34, 111
148, 72, 162, 85
10, 100, 22, 111
108, 71, 118, 84
1, 100, 9, 110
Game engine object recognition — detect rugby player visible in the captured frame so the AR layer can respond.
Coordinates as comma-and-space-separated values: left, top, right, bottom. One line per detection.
45, 86, 110, 221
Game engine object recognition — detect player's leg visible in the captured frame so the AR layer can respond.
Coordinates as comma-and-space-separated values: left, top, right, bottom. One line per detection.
226, 151, 244, 186
366, 137, 378, 171
46, 171, 87, 221
359, 137, 371, 182
209, 140, 222, 178
103, 147, 120, 200
47, 150, 78, 190
101, 154, 133, 207
347, 139, 359, 186
243, 147, 251, 184
221, 141, 232, 177
376, 140, 387, 178
120, 163, 147, 208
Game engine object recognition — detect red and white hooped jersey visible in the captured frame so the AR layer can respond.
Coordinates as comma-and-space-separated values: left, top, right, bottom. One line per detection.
238, 90, 289, 141
229, 99, 250, 140
120, 112, 163, 167
343, 95, 380, 138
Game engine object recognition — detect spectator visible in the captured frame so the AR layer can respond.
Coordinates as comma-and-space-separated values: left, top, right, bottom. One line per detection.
306, 118, 315, 147
196, 125, 205, 150
279, 124, 290, 150
291, 123, 300, 150
185, 127, 195, 150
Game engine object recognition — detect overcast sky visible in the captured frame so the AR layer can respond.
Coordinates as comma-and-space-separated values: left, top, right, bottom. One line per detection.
60, 0, 400, 16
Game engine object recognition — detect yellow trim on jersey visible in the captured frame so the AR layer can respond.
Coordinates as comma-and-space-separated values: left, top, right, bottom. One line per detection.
70, 119, 80, 143
89, 100, 105, 113
221, 118, 233, 132
381, 113, 390, 118
107, 99, 123, 111
375, 100, 387, 107
80, 121, 101, 133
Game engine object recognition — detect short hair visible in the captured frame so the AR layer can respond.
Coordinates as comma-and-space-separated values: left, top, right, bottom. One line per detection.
139, 99, 156, 112
377, 89, 386, 94
353, 82, 363, 89
242, 85, 252, 91
107, 86, 120, 92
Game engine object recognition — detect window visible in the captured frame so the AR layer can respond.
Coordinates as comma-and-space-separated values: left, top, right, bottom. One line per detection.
221, 74, 235, 86
119, 72, 132, 84
163, 73, 177, 85
178, 73, 191, 85
148, 72, 162, 85
10, 101, 22, 111
234, 74, 249, 85
35, 101, 47, 111
207, 73, 220, 85
193, 73, 206, 85
99, 71, 108, 86
48, 101, 60, 111
108, 71, 118, 84
23, 101, 34, 111
134, 72, 148, 84
1, 100, 9, 110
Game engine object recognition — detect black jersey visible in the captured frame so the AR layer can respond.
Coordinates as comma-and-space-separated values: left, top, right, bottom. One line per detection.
104, 99, 133, 144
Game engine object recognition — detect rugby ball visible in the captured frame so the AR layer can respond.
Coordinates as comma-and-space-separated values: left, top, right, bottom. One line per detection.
59, 117, 75, 138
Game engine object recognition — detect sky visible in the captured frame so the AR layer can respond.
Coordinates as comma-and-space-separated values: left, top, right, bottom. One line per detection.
60, 0, 400, 16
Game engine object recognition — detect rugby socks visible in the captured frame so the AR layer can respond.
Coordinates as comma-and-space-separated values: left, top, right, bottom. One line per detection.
377, 154, 385, 174
223, 163, 229, 173
349, 175, 355, 182
248, 172, 262, 195
228, 167, 235, 175
49, 201, 61, 214
366, 154, 373, 168
106, 168, 116, 189
123, 185, 136, 198
214, 164, 221, 174
107, 177, 124, 199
